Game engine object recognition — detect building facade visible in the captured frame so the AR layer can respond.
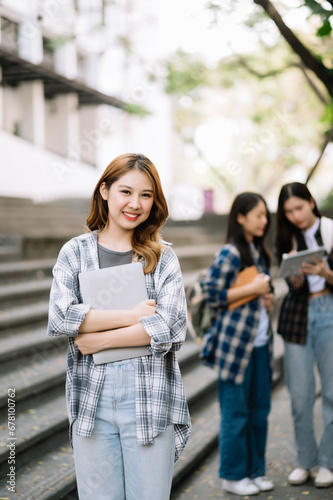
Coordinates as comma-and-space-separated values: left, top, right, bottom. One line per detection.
0, 0, 173, 202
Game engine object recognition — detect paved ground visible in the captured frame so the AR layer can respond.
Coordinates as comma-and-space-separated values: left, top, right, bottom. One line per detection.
171, 382, 333, 500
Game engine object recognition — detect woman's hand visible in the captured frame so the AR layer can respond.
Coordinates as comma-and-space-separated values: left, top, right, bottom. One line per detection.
262, 292, 274, 312
130, 299, 156, 323
249, 273, 271, 296
300, 256, 327, 277
75, 332, 107, 355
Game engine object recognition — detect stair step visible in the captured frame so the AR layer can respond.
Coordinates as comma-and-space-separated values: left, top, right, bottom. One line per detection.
0, 234, 21, 263
0, 259, 55, 284
181, 364, 218, 407
162, 227, 221, 246
0, 245, 21, 262
173, 395, 220, 488
176, 339, 201, 369
176, 245, 218, 273
0, 351, 66, 408
0, 278, 53, 306
0, 302, 49, 330
182, 270, 202, 289
0, 428, 76, 500
175, 244, 219, 259
0, 326, 66, 364
0, 386, 67, 466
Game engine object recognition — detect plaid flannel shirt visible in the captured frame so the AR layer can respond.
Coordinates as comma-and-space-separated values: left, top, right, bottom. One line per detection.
47, 232, 191, 462
201, 243, 273, 385
277, 217, 333, 345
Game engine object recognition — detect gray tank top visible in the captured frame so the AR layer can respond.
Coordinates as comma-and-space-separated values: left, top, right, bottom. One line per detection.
97, 243, 132, 269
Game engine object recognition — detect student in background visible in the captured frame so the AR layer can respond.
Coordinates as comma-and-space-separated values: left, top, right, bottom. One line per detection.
276, 182, 333, 488
202, 192, 274, 496
47, 153, 191, 500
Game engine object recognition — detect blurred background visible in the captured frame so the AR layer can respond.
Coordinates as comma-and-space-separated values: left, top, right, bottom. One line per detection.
0, 0, 332, 218
0, 0, 332, 498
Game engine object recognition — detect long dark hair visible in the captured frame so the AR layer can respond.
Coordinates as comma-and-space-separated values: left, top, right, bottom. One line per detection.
86, 153, 169, 274
226, 192, 271, 269
275, 182, 321, 261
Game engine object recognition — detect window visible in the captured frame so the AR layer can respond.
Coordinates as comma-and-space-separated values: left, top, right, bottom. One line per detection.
0, 17, 19, 53
42, 37, 55, 69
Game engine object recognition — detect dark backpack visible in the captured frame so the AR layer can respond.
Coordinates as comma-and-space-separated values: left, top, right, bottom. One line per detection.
186, 269, 216, 342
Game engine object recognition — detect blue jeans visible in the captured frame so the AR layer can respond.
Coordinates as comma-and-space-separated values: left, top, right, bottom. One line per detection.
72, 359, 175, 500
284, 293, 333, 469
218, 345, 271, 480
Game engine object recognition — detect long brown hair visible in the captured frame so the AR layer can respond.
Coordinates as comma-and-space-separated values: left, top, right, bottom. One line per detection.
86, 153, 169, 273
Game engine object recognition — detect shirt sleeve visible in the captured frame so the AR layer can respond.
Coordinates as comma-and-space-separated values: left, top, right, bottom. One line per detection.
202, 244, 240, 309
47, 240, 90, 338
140, 247, 187, 357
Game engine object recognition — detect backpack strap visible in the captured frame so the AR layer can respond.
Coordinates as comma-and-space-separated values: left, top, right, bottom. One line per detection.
320, 216, 333, 254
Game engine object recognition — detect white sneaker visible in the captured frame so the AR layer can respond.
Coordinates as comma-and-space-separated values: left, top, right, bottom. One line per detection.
222, 477, 260, 496
315, 467, 333, 488
252, 476, 274, 491
288, 467, 310, 485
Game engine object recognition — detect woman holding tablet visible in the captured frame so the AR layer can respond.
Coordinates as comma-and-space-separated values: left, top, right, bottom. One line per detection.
276, 182, 333, 488
47, 153, 191, 500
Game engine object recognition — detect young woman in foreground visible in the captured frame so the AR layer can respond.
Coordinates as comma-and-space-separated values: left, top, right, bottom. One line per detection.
276, 182, 333, 488
202, 192, 274, 496
47, 153, 191, 500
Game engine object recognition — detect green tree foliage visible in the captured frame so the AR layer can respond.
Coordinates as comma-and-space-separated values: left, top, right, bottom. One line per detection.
164, 1, 332, 204
165, 50, 209, 95
303, 0, 333, 37
252, 0, 333, 101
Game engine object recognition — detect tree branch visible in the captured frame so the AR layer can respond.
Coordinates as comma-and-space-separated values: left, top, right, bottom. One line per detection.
295, 62, 328, 105
236, 55, 328, 105
235, 54, 293, 78
253, 0, 333, 98
306, 128, 333, 184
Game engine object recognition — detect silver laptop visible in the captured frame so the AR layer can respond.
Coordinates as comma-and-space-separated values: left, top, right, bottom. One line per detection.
79, 262, 152, 364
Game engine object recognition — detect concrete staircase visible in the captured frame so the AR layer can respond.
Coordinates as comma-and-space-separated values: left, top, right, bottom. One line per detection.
0, 197, 89, 237
0, 224, 227, 499
0, 189, 285, 498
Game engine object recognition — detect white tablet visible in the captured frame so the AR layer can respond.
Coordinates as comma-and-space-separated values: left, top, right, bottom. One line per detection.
279, 246, 326, 278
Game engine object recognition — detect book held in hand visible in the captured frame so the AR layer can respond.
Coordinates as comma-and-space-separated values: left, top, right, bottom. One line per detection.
228, 265, 260, 310
79, 262, 152, 364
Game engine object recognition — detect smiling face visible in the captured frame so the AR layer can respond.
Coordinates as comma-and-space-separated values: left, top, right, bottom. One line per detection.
283, 196, 317, 231
100, 169, 154, 235
237, 200, 268, 242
